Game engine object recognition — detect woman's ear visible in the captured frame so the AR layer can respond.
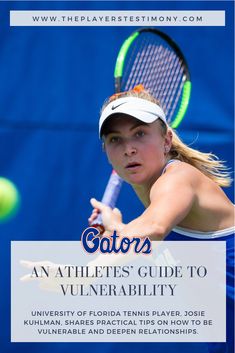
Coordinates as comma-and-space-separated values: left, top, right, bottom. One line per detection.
164, 129, 173, 153
102, 142, 105, 152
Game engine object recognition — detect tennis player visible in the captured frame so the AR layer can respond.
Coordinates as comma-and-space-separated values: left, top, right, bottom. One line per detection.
89, 87, 234, 353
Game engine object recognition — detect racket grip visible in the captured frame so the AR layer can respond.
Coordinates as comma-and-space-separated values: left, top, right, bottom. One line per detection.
91, 170, 123, 233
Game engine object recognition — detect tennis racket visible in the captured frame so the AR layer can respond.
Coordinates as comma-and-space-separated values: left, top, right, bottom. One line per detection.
91, 27, 191, 232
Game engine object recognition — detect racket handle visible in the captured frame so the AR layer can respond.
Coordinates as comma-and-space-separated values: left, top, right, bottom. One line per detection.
91, 170, 123, 233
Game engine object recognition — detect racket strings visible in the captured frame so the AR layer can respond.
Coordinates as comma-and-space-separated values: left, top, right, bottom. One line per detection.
125, 43, 183, 120
124, 35, 150, 91
133, 43, 155, 92
124, 36, 155, 92
150, 46, 174, 108
140, 45, 164, 97
165, 60, 184, 122
125, 42, 183, 107
138, 44, 184, 119
121, 33, 186, 123
161, 53, 184, 120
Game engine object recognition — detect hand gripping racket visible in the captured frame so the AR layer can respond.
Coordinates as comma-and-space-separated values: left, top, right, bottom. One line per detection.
91, 27, 191, 232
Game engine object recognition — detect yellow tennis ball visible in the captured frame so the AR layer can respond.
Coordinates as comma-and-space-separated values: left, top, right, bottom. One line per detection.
0, 177, 20, 221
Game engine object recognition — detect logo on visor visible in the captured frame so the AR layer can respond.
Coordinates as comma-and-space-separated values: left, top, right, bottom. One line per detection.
111, 102, 126, 110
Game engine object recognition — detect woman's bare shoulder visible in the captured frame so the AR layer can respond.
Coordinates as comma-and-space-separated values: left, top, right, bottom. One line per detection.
160, 160, 201, 184
150, 161, 198, 199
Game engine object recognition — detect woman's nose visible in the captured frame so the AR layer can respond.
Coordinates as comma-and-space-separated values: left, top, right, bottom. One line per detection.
124, 144, 137, 156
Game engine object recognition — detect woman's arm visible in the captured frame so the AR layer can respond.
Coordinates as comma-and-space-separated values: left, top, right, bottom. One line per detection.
90, 165, 196, 240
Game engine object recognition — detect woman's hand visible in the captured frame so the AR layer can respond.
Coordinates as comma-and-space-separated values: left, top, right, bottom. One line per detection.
88, 198, 124, 233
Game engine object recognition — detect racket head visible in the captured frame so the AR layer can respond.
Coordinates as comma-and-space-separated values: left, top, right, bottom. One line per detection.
114, 27, 191, 129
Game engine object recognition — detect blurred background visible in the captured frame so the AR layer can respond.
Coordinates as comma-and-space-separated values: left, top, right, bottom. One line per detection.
0, 1, 233, 352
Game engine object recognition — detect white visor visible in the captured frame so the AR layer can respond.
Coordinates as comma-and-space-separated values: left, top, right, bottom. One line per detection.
99, 97, 166, 137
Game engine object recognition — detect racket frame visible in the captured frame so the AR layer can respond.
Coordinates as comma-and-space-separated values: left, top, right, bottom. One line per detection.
114, 27, 191, 128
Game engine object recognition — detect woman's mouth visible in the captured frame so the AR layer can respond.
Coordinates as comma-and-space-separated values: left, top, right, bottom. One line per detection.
125, 162, 142, 171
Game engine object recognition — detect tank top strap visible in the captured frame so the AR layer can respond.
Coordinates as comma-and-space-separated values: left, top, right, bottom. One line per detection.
161, 159, 180, 175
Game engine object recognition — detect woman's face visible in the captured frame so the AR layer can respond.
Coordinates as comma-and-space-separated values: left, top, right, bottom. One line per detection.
103, 115, 172, 187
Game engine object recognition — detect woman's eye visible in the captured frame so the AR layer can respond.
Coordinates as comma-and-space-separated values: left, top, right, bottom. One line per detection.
110, 136, 120, 143
136, 130, 145, 137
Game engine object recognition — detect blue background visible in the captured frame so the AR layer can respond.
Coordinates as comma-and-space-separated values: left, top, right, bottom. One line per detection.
0, 1, 234, 353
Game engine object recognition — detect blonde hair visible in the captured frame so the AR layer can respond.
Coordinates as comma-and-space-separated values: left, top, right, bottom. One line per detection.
102, 89, 232, 187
